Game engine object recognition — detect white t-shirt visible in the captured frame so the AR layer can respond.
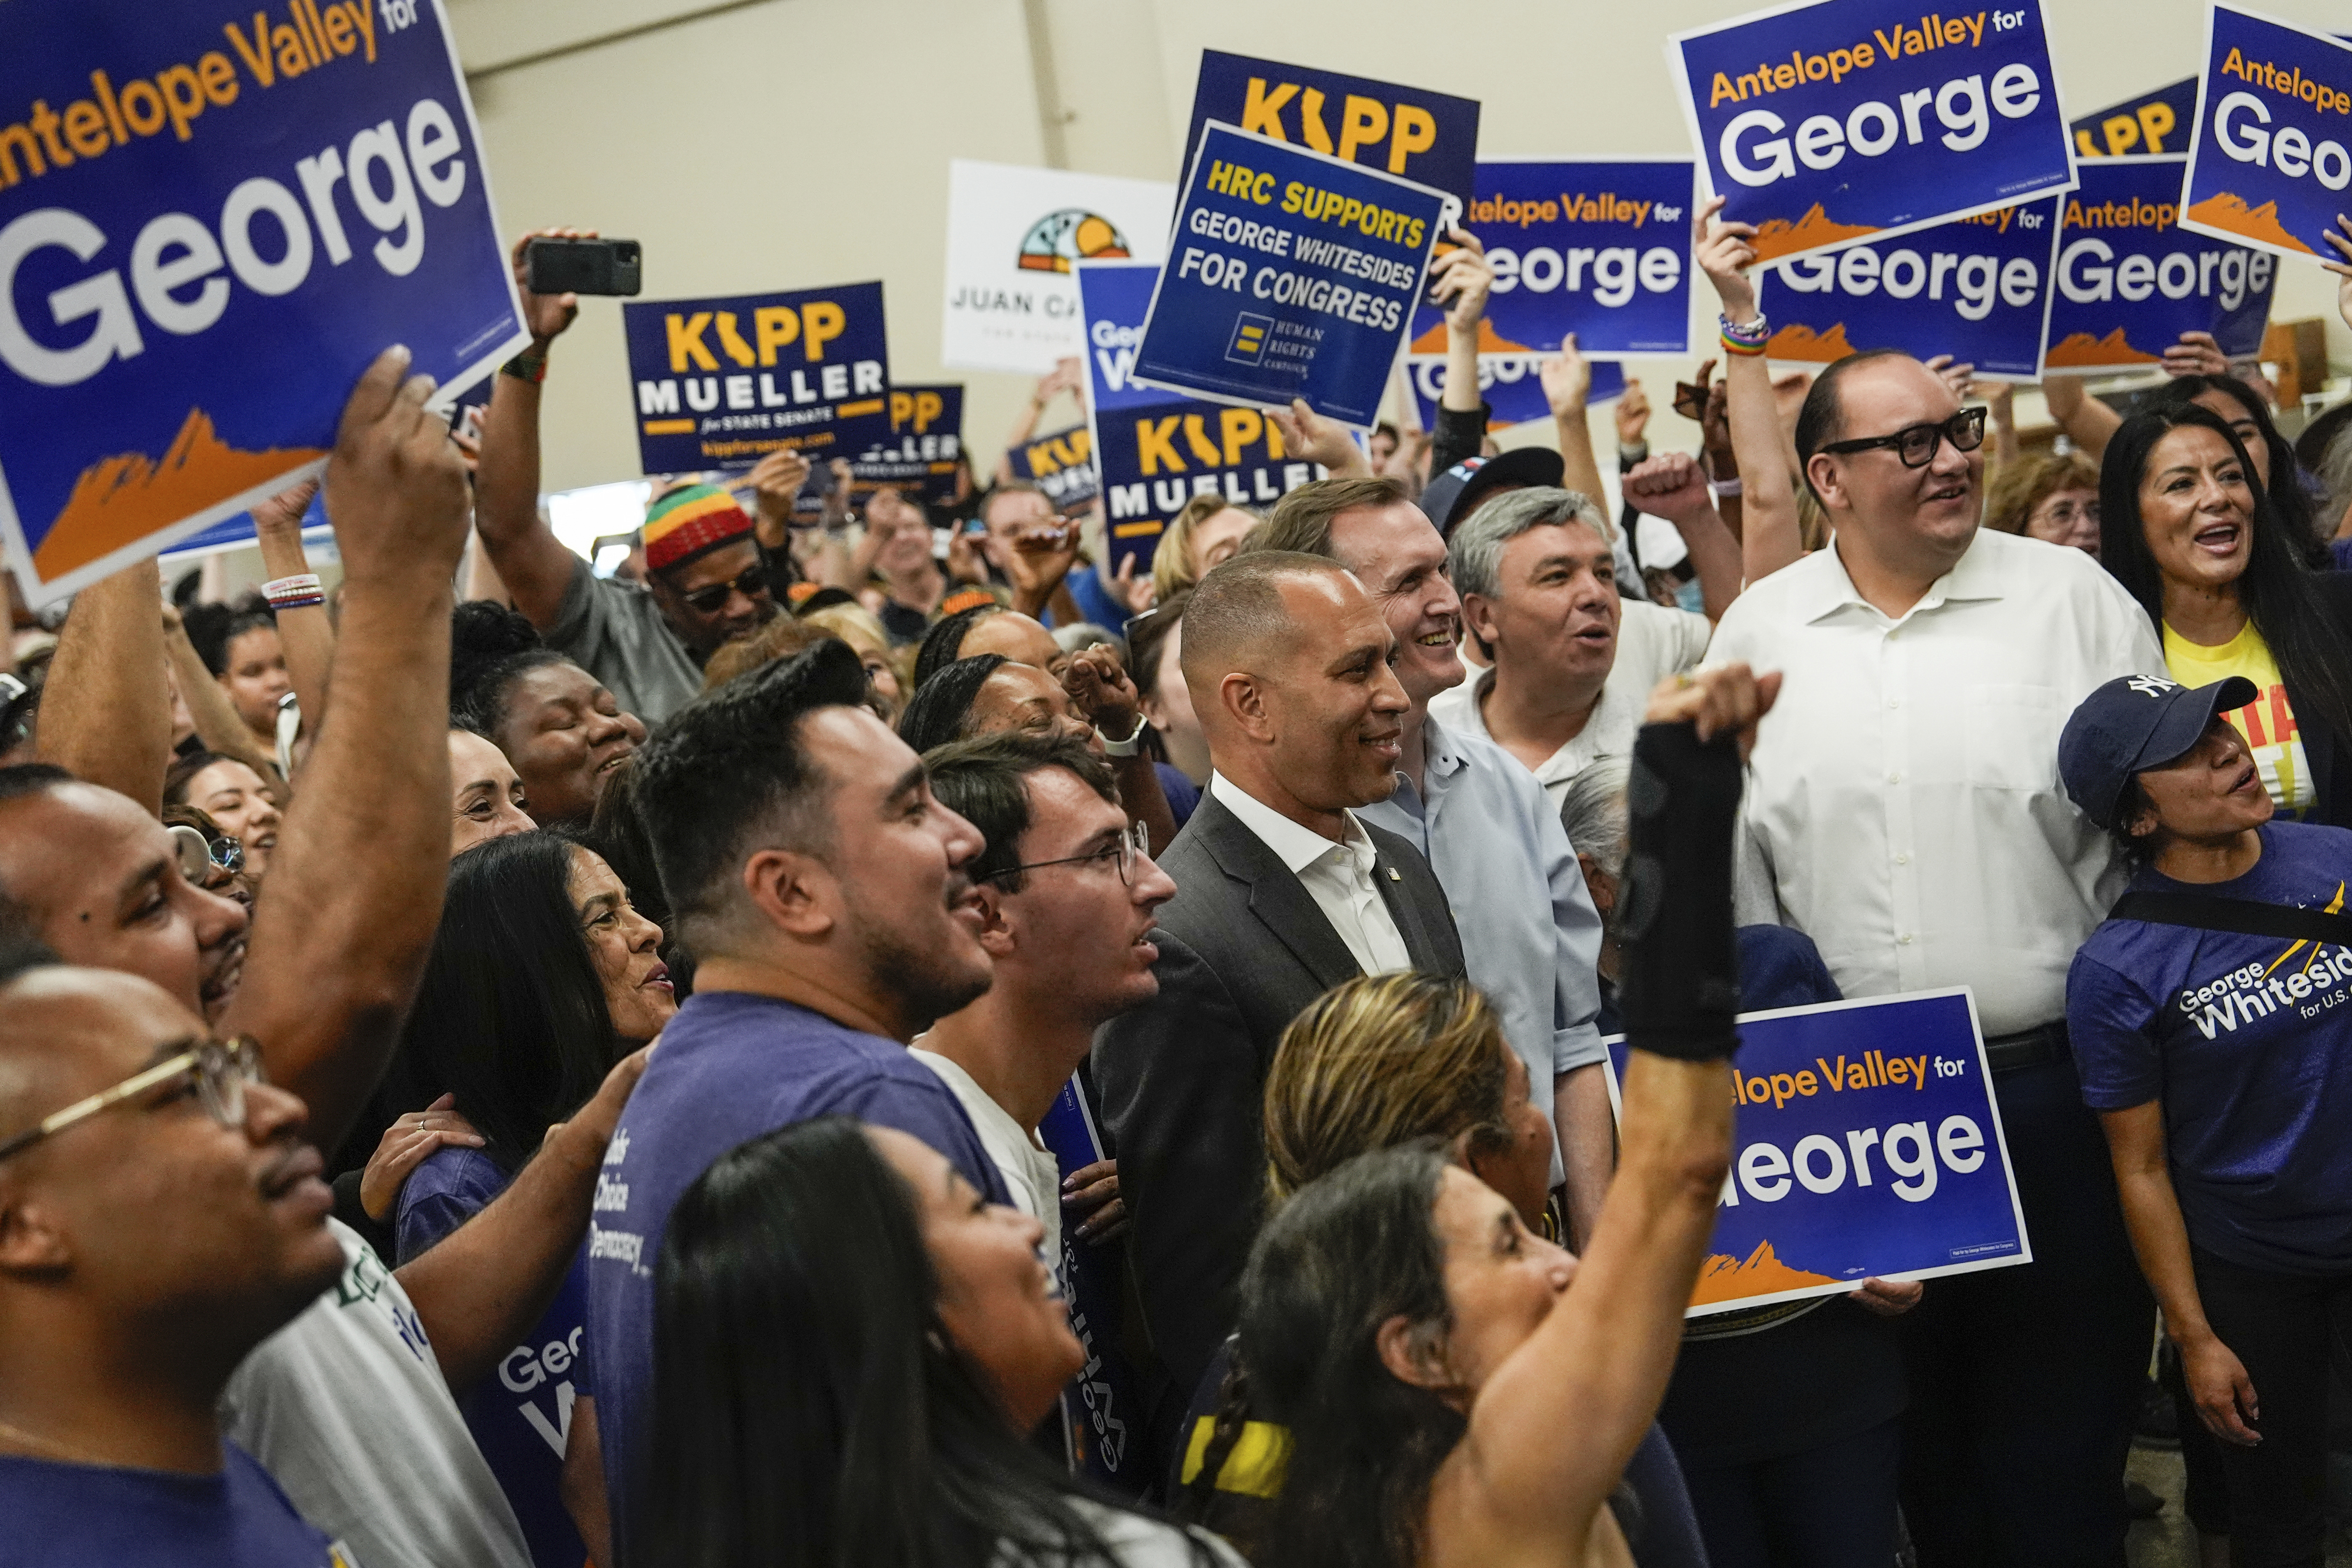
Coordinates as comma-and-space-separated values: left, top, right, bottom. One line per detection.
994, 1497, 1250, 1567
221, 1220, 533, 1568
914, 1048, 1067, 1277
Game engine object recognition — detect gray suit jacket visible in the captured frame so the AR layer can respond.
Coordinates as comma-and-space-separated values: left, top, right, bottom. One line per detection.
1090, 788, 1465, 1400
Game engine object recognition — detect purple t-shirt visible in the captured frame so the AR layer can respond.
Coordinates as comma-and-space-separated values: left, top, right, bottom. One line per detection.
583, 991, 1006, 1538
2071, 820, 2352, 1274
0, 1444, 347, 1566
398, 1147, 589, 1568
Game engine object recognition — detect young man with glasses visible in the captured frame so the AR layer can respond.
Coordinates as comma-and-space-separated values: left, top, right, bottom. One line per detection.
915, 731, 1175, 1267
1707, 348, 2166, 1566
0, 955, 355, 1564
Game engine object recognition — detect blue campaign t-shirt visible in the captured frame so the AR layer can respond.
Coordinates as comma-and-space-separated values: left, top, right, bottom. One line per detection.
0, 1444, 350, 1566
583, 990, 1008, 1539
398, 1147, 589, 1568
2071, 819, 2352, 1275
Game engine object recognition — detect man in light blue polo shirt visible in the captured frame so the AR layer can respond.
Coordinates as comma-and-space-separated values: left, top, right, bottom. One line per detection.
1256, 478, 1612, 1243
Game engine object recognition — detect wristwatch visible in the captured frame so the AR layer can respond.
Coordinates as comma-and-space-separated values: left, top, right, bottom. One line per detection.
1096, 712, 1149, 757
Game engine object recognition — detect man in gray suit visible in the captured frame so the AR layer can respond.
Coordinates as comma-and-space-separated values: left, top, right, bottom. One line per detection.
1091, 549, 1465, 1425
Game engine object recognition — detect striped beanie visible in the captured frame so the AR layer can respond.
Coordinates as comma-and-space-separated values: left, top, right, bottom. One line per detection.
643, 483, 755, 574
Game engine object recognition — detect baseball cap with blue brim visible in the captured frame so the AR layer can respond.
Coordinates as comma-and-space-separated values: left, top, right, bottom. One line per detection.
2059, 674, 2261, 831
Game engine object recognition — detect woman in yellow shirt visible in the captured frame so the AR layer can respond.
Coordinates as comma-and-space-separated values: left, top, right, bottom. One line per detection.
2100, 403, 2352, 827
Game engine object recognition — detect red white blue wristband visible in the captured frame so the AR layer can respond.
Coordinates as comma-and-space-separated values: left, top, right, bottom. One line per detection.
263, 573, 324, 611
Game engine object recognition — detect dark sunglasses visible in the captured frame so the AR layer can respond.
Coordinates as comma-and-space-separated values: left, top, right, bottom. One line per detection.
1819, 406, 1987, 469
679, 563, 771, 616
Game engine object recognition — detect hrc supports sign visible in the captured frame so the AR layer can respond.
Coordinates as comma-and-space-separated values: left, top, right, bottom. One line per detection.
0, 0, 525, 604
623, 282, 890, 474
1668, 0, 2077, 264
1180, 50, 1480, 208
2182, 6, 2352, 264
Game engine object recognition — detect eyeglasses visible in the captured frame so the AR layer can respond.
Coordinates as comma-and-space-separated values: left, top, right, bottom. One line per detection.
679, 563, 771, 616
168, 823, 245, 882
1819, 406, 1987, 468
0, 1035, 264, 1163
983, 820, 1152, 886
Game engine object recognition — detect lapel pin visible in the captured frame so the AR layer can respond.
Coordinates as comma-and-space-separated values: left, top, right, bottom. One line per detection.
1387, 867, 1401, 882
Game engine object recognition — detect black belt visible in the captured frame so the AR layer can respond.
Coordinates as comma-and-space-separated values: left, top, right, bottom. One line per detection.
1982, 1020, 2069, 1075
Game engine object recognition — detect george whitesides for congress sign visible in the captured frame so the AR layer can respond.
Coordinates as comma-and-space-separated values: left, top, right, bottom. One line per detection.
0, 0, 525, 605
1669, 0, 2077, 266
2181, 6, 2352, 264
941, 161, 1173, 376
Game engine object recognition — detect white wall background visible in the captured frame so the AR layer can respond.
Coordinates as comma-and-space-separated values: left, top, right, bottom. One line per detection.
446, 0, 2352, 497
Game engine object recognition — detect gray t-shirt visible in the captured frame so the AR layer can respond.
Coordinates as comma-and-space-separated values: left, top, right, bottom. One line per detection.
543, 555, 703, 724
221, 1220, 533, 1568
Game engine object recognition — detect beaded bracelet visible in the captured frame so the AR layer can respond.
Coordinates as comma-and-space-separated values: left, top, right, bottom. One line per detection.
1719, 312, 1770, 357
501, 349, 548, 384
263, 573, 324, 611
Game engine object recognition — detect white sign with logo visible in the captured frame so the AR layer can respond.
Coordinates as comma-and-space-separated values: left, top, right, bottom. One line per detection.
941, 161, 1176, 373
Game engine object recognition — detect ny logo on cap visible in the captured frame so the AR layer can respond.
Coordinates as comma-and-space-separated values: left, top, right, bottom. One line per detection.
2126, 675, 2180, 698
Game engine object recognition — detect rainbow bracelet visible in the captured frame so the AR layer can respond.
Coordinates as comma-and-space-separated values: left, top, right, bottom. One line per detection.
1719, 312, 1770, 357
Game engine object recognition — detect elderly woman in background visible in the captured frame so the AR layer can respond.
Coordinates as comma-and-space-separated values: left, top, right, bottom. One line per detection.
1984, 450, 2102, 556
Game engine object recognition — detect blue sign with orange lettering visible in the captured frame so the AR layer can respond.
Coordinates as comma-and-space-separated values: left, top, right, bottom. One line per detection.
1005, 423, 1100, 511
1669, 0, 2077, 267
1181, 50, 1480, 208
850, 384, 963, 506
2044, 156, 2276, 375
1134, 123, 1447, 428
1405, 355, 1624, 431
2181, 6, 2352, 265
0, 0, 525, 605
623, 281, 891, 474
1604, 987, 2030, 1317
1755, 196, 2061, 378
1405, 160, 1695, 359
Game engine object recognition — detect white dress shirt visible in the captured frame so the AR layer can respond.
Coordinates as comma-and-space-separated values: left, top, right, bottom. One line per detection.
1431, 600, 1712, 808
1209, 772, 1412, 975
1706, 529, 2165, 1036
912, 1049, 1066, 1279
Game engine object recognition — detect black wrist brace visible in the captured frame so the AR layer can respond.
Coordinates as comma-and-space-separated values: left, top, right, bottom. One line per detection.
1617, 721, 1743, 1061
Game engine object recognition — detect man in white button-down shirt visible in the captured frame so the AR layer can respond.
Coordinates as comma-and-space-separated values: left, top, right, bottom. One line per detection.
1708, 349, 2165, 1568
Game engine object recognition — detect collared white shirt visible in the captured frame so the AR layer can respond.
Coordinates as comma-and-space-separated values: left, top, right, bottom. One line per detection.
1209, 772, 1412, 975
1431, 600, 1712, 809
912, 1049, 1066, 1280
1707, 528, 2165, 1036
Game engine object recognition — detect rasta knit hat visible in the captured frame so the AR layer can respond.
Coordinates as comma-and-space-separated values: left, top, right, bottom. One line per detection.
643, 483, 755, 575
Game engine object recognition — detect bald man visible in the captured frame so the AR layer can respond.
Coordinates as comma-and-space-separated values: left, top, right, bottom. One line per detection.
0, 953, 355, 1564
1090, 550, 1464, 1430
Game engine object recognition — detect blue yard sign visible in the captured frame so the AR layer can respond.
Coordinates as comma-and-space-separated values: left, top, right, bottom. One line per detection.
1405, 159, 1695, 360
1005, 423, 1100, 511
1181, 50, 1481, 209
623, 281, 890, 474
1605, 987, 2032, 1317
1036, 1075, 1148, 1494
2045, 155, 2277, 375
1668, 0, 2077, 267
850, 384, 964, 506
2073, 79, 2201, 160
0, 0, 526, 604
2181, 6, 2352, 265
1080, 259, 1344, 579
1405, 355, 1624, 432
1755, 197, 2062, 378
1133, 123, 1448, 428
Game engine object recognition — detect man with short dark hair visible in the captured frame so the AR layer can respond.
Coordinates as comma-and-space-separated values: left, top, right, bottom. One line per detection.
585, 639, 1010, 1534
0, 958, 353, 1563
1709, 347, 2165, 1565
1092, 551, 1464, 1423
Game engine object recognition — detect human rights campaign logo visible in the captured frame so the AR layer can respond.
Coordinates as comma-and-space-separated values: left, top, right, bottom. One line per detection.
1226, 313, 1275, 365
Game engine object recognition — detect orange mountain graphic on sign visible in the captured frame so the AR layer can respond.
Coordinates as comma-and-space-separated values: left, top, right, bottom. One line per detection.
2046, 328, 2161, 368
2185, 191, 2317, 256
1408, 316, 1536, 355
1691, 1239, 1841, 1307
1750, 204, 1880, 262
40, 411, 324, 578
1765, 322, 1859, 362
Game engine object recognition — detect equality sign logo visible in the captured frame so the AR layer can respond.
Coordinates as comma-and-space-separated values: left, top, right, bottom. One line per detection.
622, 282, 890, 475
1605, 987, 2031, 1317
0, 0, 525, 604
1668, 0, 2077, 265
1017, 209, 1133, 274
2181, 6, 2352, 264
1404, 159, 1694, 360
1755, 196, 2061, 378
2044, 155, 2276, 374
1180, 50, 1481, 208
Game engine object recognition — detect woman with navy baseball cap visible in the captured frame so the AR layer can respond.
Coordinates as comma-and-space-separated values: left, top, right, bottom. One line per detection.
2062, 672, 2352, 1568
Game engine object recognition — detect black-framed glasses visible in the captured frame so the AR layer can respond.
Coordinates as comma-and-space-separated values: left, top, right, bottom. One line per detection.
168, 823, 245, 882
679, 563, 771, 615
1819, 406, 1987, 468
983, 820, 1152, 887
0, 1035, 264, 1163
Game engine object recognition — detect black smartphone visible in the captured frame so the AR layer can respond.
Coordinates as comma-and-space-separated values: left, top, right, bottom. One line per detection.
524, 237, 643, 296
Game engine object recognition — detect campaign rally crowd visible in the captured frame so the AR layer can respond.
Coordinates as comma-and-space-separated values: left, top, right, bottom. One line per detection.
19, 45, 2352, 1568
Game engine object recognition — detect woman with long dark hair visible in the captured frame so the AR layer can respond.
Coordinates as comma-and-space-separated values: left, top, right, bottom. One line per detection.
2100, 402, 2352, 827
639, 1116, 1240, 1568
390, 831, 674, 1568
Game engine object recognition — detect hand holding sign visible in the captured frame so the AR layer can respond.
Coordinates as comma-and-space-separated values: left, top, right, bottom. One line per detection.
327, 346, 472, 592
1695, 195, 1763, 320
1267, 398, 1371, 479
1541, 337, 1593, 418
746, 449, 812, 544
2324, 216, 2352, 330
2160, 330, 2233, 379
1429, 227, 1496, 334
